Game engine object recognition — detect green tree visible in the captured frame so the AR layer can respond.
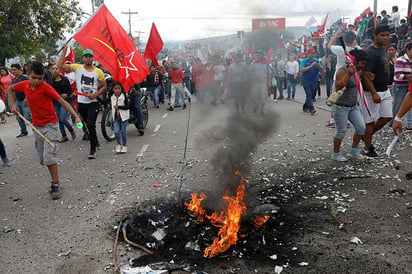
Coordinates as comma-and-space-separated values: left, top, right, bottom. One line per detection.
0, 0, 83, 64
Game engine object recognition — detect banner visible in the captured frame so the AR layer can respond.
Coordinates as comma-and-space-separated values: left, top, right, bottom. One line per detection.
74, 4, 149, 91
252, 18, 286, 31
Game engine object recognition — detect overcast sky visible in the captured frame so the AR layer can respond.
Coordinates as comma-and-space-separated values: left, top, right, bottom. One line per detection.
78, 0, 409, 42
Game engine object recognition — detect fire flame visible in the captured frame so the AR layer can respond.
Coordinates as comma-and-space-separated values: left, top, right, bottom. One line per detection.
185, 171, 249, 258
254, 215, 270, 230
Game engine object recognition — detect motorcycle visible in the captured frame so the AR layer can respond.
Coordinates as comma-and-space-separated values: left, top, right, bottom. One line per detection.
100, 75, 149, 141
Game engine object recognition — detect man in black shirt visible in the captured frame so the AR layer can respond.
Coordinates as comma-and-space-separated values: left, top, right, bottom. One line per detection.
144, 64, 164, 108
361, 25, 393, 157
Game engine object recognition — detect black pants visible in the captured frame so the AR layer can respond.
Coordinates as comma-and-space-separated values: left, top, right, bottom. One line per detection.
0, 138, 6, 159
78, 102, 99, 153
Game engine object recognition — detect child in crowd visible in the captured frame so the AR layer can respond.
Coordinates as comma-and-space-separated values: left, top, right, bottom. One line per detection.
110, 81, 129, 154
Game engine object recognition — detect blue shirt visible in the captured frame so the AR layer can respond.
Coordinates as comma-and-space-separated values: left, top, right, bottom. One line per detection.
300, 58, 321, 86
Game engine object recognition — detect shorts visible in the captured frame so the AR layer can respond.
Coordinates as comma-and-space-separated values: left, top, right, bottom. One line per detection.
35, 123, 59, 165
360, 89, 393, 124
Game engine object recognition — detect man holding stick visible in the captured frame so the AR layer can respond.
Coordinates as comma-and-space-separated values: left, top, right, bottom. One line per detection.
8, 61, 82, 200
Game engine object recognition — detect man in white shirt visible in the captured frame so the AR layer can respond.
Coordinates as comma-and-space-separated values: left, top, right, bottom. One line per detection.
284, 55, 299, 99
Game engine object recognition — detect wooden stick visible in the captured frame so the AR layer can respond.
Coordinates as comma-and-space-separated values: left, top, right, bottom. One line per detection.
56, 37, 73, 55
122, 227, 154, 255
16, 112, 56, 148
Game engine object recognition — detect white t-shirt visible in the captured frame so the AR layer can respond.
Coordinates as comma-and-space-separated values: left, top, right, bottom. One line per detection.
331, 45, 360, 80
71, 64, 104, 104
284, 61, 299, 75
213, 64, 225, 81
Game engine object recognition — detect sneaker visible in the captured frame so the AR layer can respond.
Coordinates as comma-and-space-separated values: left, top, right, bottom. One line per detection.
2, 157, 14, 167
174, 104, 182, 108
82, 133, 89, 141
121, 146, 127, 153
155, 105, 159, 108
303, 109, 310, 113
0, 118, 6, 124
59, 136, 69, 143
287, 97, 291, 99
183, 104, 187, 109
50, 182, 62, 200
16, 132, 28, 138
364, 146, 378, 158
167, 106, 174, 111
88, 150, 96, 159
332, 154, 348, 162
70, 130, 76, 140
325, 121, 336, 128
350, 150, 365, 160
115, 144, 121, 154
310, 109, 317, 115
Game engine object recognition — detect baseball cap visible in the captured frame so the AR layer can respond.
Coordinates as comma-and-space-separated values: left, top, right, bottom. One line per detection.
82, 49, 94, 57
308, 47, 316, 53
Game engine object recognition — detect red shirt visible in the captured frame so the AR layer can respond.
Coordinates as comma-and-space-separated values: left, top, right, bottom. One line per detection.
13, 80, 61, 127
168, 67, 185, 83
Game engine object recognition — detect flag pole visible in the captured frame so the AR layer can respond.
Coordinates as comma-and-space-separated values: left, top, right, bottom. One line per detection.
55, 4, 106, 55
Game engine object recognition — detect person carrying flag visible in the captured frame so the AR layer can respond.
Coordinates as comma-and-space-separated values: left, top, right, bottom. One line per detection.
58, 45, 107, 159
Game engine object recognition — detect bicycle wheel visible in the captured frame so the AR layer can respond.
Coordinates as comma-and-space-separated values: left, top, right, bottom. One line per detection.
101, 107, 115, 141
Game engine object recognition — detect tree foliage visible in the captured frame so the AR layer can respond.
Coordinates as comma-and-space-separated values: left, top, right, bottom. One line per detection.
0, 0, 83, 64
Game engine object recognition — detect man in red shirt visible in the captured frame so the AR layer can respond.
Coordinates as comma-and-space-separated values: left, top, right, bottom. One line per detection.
168, 60, 187, 111
191, 57, 206, 102
7, 61, 82, 200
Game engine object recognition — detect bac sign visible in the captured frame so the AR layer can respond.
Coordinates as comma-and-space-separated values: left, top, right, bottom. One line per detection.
252, 18, 286, 31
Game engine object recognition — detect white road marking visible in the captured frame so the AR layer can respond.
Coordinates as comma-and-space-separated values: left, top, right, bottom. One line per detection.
136, 144, 149, 157
153, 124, 161, 132
162, 114, 168, 119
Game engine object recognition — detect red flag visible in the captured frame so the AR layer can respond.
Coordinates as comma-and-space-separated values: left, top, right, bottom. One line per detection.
74, 4, 149, 91
65, 46, 76, 63
361, 7, 372, 15
144, 23, 163, 67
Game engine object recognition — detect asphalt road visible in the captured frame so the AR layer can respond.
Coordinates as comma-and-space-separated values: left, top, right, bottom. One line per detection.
1, 85, 411, 273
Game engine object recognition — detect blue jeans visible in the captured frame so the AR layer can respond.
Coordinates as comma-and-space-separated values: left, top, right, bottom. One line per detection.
15, 100, 32, 134
148, 85, 161, 106
333, 104, 365, 140
302, 84, 317, 111
113, 117, 128, 146
276, 77, 285, 98
54, 101, 73, 137
287, 79, 297, 98
392, 85, 412, 127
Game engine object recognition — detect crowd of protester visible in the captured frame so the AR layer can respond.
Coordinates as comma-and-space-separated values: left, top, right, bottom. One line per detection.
3, 4, 412, 200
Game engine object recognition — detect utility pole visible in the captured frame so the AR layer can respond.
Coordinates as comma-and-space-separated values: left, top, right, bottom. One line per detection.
122, 9, 139, 38
373, 0, 377, 14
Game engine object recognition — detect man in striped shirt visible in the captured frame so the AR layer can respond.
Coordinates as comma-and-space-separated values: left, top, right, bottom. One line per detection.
392, 43, 412, 129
